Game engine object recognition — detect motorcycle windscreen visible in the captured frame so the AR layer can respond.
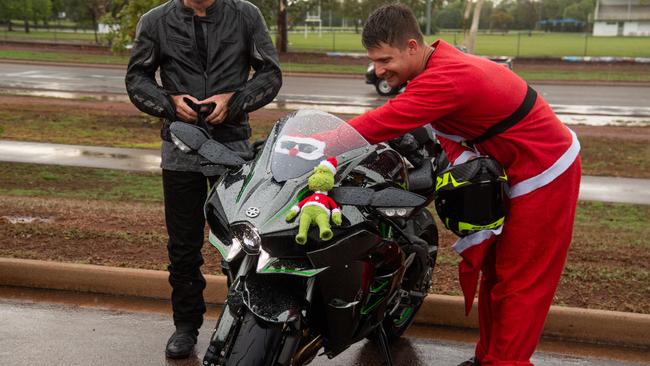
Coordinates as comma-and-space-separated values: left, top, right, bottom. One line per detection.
270, 109, 368, 182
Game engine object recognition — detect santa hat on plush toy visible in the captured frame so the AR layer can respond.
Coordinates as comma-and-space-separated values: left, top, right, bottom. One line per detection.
319, 157, 338, 175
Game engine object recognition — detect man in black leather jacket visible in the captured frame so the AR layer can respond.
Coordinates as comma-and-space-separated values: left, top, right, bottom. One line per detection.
125, 0, 281, 359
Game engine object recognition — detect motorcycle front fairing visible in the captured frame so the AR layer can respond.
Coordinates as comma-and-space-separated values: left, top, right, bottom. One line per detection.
206, 110, 372, 257
204, 110, 376, 320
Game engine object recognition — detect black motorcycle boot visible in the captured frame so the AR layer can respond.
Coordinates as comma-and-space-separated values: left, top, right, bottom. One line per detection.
165, 326, 198, 359
457, 357, 480, 366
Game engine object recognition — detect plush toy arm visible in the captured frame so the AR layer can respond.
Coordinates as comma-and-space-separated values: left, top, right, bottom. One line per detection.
331, 208, 342, 226
285, 205, 300, 222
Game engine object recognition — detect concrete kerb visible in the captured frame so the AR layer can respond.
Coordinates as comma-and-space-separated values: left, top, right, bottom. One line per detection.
1, 257, 649, 350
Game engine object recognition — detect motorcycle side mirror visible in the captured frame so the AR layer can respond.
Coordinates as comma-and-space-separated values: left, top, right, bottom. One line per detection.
331, 187, 426, 207
198, 140, 247, 167
170, 121, 210, 152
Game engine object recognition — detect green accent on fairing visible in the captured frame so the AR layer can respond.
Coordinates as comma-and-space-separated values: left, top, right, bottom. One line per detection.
393, 307, 414, 327
267, 186, 311, 223
236, 167, 255, 203
379, 223, 393, 239
457, 216, 505, 232
370, 280, 389, 293
260, 266, 327, 277
361, 296, 385, 315
398, 180, 408, 190
208, 230, 229, 258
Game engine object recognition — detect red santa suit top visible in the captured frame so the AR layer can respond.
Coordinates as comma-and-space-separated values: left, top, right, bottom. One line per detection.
291, 192, 341, 216
348, 40, 580, 312
349, 40, 579, 191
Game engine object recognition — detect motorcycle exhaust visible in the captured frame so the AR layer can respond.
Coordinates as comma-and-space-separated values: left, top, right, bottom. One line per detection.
292, 334, 323, 366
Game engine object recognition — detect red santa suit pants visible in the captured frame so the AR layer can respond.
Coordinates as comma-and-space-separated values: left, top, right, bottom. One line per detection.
475, 157, 581, 365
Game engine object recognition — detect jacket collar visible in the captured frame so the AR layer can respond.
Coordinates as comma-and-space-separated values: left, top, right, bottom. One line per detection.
175, 0, 222, 19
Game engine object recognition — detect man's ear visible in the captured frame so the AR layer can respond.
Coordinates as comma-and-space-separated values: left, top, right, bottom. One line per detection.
407, 39, 419, 55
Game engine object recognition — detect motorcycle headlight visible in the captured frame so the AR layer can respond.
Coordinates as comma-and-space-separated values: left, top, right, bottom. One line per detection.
231, 222, 261, 254
377, 207, 414, 218
367, 63, 374, 73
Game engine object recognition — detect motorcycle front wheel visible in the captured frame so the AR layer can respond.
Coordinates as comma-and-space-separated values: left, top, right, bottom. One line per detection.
226, 311, 284, 366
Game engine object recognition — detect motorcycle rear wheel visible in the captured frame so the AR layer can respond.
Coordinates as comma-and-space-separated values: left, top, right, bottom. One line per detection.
226, 311, 284, 366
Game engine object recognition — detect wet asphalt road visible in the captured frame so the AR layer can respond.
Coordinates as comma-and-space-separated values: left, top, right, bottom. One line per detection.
1, 62, 650, 107
1, 298, 646, 366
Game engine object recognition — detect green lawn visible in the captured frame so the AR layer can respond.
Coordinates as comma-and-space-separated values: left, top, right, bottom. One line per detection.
284, 31, 650, 57
0, 49, 128, 65
0, 29, 99, 43
516, 70, 650, 82
3, 27, 650, 57
0, 162, 162, 202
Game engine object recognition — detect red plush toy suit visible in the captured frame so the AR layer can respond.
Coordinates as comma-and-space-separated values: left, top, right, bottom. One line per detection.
293, 192, 341, 216
348, 40, 581, 366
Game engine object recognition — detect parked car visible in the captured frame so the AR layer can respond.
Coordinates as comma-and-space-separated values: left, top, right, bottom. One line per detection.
365, 54, 513, 97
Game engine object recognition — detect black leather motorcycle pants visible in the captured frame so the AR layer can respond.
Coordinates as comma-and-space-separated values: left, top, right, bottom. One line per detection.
162, 169, 218, 330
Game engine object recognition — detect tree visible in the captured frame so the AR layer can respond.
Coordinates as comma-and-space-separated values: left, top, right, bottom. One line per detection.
31, 0, 53, 27
542, 0, 570, 20
0, 0, 21, 31
462, 0, 473, 34
489, 8, 514, 30
512, 0, 537, 30
253, 0, 277, 27
102, 0, 165, 51
435, 0, 463, 29
277, 0, 288, 52
62, 0, 111, 42
464, 0, 485, 53
479, 1, 494, 29
563, 0, 595, 22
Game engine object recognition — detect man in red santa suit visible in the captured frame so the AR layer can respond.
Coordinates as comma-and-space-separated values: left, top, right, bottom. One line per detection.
346, 4, 581, 366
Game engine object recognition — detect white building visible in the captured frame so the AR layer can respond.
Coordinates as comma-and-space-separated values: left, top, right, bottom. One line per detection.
593, 0, 650, 36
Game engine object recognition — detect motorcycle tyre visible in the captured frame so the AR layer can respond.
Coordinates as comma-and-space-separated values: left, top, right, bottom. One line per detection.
225, 311, 285, 366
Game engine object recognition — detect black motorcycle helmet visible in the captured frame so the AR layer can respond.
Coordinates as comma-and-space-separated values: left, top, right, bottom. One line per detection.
434, 156, 508, 237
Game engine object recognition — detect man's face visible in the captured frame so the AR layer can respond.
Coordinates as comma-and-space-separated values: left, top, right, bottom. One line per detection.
367, 41, 415, 88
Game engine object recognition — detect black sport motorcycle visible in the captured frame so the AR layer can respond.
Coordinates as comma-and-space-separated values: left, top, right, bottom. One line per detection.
169, 109, 441, 366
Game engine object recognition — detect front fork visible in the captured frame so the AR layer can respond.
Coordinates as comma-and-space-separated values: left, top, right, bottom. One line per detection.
204, 255, 313, 366
203, 255, 257, 366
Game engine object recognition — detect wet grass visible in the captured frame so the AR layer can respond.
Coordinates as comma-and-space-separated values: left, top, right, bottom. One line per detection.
0, 49, 127, 64
1, 192, 648, 312
578, 136, 650, 178
0, 163, 162, 202
517, 70, 650, 82
2, 100, 648, 178
431, 201, 650, 313
0, 108, 162, 149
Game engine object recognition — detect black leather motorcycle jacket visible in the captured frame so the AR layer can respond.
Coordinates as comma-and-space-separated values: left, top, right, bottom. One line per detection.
125, 0, 282, 143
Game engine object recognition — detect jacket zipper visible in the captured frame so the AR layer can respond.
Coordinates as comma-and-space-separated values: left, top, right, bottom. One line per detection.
190, 15, 207, 100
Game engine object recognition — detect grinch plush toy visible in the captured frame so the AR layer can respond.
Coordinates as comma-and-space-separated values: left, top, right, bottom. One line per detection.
285, 157, 342, 244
